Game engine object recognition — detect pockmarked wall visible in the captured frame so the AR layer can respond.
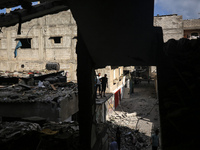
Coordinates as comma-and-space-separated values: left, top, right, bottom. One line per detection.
0, 10, 77, 82
154, 14, 183, 42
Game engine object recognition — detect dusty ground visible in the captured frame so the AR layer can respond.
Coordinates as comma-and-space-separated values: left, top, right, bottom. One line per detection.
107, 80, 160, 150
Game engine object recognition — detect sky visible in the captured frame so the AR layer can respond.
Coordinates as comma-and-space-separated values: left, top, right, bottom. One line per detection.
154, 0, 200, 19
0, 2, 38, 13
0, 1, 200, 20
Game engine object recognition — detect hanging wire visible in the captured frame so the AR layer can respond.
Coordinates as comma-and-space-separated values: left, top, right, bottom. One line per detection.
26, 24, 37, 45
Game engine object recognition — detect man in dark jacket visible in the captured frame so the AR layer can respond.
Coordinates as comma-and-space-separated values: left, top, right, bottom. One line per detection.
101, 74, 108, 97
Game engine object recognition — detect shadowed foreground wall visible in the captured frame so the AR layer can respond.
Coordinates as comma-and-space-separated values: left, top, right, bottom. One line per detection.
157, 38, 200, 150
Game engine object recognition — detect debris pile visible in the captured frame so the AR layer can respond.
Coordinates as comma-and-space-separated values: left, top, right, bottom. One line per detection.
0, 121, 41, 143
0, 69, 78, 123
0, 82, 77, 103
0, 70, 67, 85
0, 69, 76, 104
38, 121, 80, 150
107, 122, 150, 150
0, 69, 80, 149
108, 112, 138, 128
0, 121, 80, 150
107, 81, 160, 150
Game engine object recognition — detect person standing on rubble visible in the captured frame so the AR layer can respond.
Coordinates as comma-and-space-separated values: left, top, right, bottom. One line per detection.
110, 137, 118, 150
150, 129, 159, 150
101, 74, 108, 97
116, 127, 121, 150
96, 73, 102, 96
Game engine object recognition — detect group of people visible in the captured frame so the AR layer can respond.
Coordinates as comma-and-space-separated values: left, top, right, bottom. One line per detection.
95, 73, 108, 98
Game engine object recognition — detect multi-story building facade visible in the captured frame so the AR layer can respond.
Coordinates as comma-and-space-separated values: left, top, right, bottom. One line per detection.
95, 66, 125, 123
154, 14, 184, 42
96, 66, 124, 93
0, 10, 77, 82
0, 9, 126, 86
154, 14, 200, 41
1, 12, 199, 80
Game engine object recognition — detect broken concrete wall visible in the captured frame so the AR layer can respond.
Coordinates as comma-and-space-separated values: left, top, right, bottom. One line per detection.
105, 95, 115, 120
0, 10, 77, 82
96, 94, 113, 124
59, 92, 78, 121
154, 14, 183, 42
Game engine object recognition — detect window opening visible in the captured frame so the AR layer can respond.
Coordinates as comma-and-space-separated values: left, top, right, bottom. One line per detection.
50, 36, 62, 44
191, 32, 198, 37
16, 38, 31, 48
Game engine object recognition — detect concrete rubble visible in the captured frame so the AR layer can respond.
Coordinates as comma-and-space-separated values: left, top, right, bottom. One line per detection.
0, 70, 78, 122
0, 70, 81, 149
0, 70, 160, 150
107, 122, 150, 150
0, 82, 77, 103
106, 81, 160, 150
0, 70, 67, 85
0, 121, 41, 142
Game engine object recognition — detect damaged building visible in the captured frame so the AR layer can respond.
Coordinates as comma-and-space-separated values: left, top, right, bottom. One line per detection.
154, 14, 200, 41
0, 2, 127, 144
0, 0, 200, 150
0, 9, 77, 82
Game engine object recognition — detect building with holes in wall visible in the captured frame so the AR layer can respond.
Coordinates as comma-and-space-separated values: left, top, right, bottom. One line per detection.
0, 10, 77, 82
1, 12, 200, 81
154, 14, 200, 42
0, 9, 126, 124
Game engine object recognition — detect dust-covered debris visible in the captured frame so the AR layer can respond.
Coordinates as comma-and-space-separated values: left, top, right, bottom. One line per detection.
0, 121, 41, 142
107, 122, 151, 150
0, 81, 77, 103
107, 81, 160, 150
